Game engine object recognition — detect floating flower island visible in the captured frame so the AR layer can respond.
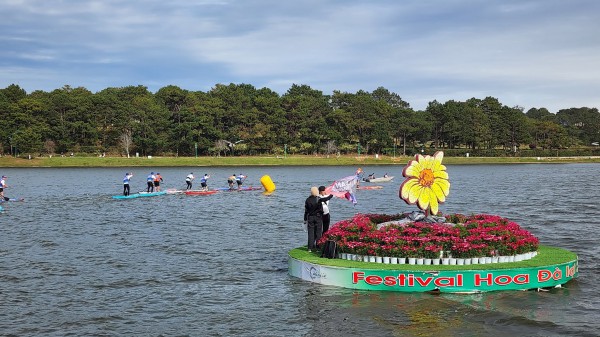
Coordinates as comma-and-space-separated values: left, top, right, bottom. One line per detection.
290, 152, 578, 293
288, 213, 578, 292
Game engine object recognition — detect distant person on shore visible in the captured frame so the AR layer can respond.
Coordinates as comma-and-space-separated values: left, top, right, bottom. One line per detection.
186, 172, 194, 190
318, 186, 334, 234
147, 172, 155, 192
154, 172, 163, 192
123, 172, 133, 196
236, 174, 246, 190
227, 174, 236, 189
200, 174, 210, 191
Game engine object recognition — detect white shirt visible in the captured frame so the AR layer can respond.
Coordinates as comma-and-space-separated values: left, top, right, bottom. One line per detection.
321, 195, 330, 215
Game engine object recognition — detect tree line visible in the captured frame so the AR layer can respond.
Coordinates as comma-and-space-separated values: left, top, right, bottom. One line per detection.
0, 83, 598, 157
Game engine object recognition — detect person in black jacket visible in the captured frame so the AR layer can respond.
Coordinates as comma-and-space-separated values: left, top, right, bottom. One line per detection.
304, 186, 334, 252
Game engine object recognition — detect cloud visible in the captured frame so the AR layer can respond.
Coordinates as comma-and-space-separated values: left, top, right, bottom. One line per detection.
1, 0, 599, 112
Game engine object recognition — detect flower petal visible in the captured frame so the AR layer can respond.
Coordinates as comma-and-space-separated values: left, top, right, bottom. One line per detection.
400, 178, 419, 199
434, 179, 450, 196
403, 161, 420, 177
431, 182, 446, 203
433, 170, 448, 179
407, 183, 423, 204
429, 193, 439, 215
417, 187, 431, 210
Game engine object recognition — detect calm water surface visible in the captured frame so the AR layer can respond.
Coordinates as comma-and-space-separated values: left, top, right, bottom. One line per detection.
0, 164, 598, 336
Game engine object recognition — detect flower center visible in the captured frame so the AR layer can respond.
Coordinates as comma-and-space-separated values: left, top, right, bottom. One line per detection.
419, 169, 434, 187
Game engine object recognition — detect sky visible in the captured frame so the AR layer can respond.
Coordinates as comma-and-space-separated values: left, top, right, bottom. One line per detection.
1, 0, 599, 113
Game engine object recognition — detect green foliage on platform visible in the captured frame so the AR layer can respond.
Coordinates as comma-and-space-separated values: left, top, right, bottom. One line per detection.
288, 245, 577, 271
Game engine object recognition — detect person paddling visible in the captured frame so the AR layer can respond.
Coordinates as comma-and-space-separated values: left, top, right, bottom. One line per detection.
200, 174, 210, 191
227, 174, 236, 190
0, 175, 8, 200
235, 173, 246, 190
146, 172, 155, 192
186, 172, 194, 190
123, 172, 133, 196
154, 172, 163, 192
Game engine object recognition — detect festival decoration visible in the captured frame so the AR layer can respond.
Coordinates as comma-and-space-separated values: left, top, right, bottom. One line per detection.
399, 151, 450, 215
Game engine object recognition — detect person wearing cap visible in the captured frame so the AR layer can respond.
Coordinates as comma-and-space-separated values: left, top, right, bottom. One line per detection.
318, 186, 334, 234
0, 175, 7, 200
146, 172, 155, 192
185, 172, 194, 190
123, 172, 133, 196
153, 172, 163, 192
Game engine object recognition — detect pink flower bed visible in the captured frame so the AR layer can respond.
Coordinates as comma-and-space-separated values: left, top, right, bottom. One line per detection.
319, 213, 539, 258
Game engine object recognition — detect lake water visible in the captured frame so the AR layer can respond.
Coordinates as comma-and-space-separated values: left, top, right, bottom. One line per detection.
0, 164, 598, 336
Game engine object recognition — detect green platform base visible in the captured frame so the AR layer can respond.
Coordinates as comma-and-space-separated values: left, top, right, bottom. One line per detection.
288, 245, 578, 293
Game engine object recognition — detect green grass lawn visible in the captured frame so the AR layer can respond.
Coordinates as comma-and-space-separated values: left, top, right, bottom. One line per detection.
1, 154, 599, 167
288, 245, 577, 271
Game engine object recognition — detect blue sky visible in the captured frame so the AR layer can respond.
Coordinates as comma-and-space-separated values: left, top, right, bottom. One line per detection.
1, 0, 599, 112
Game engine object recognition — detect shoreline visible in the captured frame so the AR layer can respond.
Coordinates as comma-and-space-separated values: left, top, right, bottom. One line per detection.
1, 154, 599, 167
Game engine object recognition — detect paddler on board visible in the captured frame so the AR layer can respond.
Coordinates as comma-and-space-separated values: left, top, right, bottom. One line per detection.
186, 172, 194, 190
0, 175, 8, 200
123, 172, 133, 196
153, 172, 163, 192
227, 174, 236, 190
200, 174, 210, 191
235, 173, 247, 190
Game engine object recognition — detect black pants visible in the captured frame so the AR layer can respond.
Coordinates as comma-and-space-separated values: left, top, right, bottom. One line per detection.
307, 215, 323, 251
123, 184, 130, 196
147, 181, 154, 192
186, 181, 192, 190
322, 213, 331, 234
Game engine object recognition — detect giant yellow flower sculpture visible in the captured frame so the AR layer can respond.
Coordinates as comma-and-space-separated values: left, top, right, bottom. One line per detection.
399, 151, 450, 215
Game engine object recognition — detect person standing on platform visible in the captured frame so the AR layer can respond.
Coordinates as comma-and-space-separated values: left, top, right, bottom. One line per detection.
123, 172, 133, 196
303, 187, 332, 252
186, 172, 194, 190
318, 186, 334, 234
146, 172, 155, 192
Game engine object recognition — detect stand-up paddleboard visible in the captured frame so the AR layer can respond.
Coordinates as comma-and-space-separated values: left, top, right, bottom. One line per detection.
166, 188, 185, 194
112, 191, 167, 199
215, 186, 263, 192
1, 197, 25, 202
184, 190, 218, 196
357, 185, 383, 190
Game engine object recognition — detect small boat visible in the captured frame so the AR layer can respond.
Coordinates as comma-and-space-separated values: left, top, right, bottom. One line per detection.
112, 191, 167, 199
357, 185, 383, 190
362, 176, 394, 183
184, 190, 218, 196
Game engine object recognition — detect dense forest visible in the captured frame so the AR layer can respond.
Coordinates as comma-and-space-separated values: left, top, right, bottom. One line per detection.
0, 83, 598, 157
